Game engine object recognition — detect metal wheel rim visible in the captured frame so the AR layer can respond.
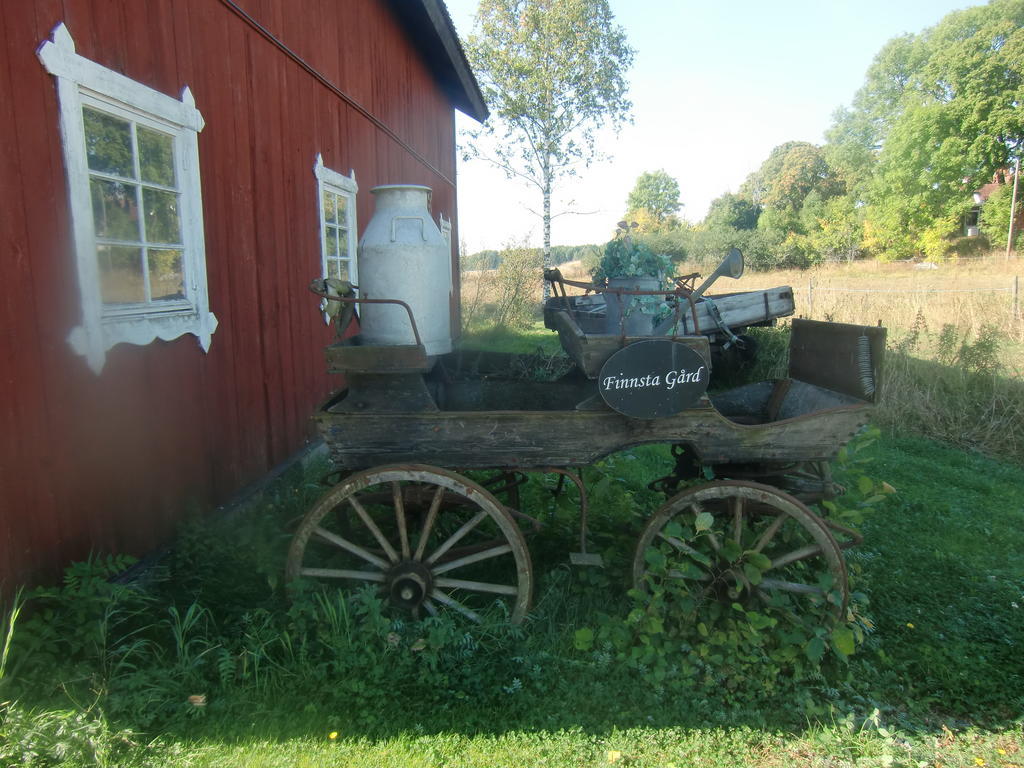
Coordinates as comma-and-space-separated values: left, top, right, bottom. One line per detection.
287, 464, 533, 624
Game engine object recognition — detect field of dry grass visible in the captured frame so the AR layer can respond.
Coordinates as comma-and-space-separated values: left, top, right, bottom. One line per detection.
463, 255, 1023, 347
460, 253, 1024, 462
733, 257, 1024, 346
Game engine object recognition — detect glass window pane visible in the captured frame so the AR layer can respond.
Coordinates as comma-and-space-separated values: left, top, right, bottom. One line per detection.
327, 258, 349, 282
337, 194, 348, 221
83, 107, 134, 177
98, 245, 145, 304
338, 233, 349, 259
142, 188, 181, 244
138, 127, 175, 186
148, 248, 185, 301
322, 190, 337, 224
325, 225, 338, 259
91, 178, 140, 241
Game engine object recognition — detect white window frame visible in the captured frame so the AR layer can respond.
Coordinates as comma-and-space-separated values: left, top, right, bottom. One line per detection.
38, 23, 217, 374
314, 155, 358, 324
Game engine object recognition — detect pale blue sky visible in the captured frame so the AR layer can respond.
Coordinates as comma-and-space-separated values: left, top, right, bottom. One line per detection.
444, 0, 987, 252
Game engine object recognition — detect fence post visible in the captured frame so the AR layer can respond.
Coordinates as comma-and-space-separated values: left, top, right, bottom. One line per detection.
807, 278, 814, 318
1014, 275, 1020, 321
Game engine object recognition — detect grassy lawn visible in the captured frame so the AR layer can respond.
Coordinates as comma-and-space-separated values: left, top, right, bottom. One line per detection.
1, 430, 1021, 767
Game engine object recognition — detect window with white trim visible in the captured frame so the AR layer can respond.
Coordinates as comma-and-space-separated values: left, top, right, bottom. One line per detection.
314, 155, 358, 286
38, 23, 217, 373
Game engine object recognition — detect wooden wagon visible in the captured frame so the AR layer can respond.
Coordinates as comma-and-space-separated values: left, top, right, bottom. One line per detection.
287, 284, 885, 627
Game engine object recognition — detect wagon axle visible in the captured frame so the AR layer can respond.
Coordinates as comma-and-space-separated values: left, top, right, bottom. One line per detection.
387, 561, 432, 609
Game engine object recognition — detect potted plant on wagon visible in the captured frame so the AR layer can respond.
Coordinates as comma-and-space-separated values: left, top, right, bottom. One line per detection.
592, 221, 672, 334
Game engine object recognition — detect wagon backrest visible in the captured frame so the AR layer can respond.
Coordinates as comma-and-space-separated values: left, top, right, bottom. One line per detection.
788, 319, 886, 403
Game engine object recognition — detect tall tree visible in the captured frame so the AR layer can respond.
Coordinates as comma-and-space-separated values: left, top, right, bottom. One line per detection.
626, 169, 681, 224
740, 141, 841, 215
827, 0, 1024, 259
464, 0, 634, 281
704, 192, 761, 231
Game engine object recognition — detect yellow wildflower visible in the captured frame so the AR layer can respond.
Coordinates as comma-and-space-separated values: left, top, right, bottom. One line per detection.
997, 748, 1007, 755
328, 731, 338, 740
906, 623, 915, 629
975, 758, 985, 766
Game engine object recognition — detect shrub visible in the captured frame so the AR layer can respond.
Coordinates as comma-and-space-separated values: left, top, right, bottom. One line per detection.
492, 243, 543, 329
946, 234, 991, 259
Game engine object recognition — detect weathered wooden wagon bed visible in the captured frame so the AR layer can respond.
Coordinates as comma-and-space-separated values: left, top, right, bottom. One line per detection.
315, 378, 870, 471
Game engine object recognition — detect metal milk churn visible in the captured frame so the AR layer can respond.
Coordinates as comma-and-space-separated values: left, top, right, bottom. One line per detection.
357, 184, 453, 355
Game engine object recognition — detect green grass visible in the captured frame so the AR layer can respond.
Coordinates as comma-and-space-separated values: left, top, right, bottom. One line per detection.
1, 433, 1022, 766
459, 320, 563, 355
847, 436, 1024, 724
162, 724, 1022, 768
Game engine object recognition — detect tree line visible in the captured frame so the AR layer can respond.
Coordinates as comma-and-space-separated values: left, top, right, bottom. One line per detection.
463, 0, 1023, 273
462, 243, 601, 271
630, 0, 1024, 269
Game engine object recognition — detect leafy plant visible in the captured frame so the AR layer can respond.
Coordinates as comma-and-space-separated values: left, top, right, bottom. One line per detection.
0, 587, 24, 686
10, 555, 147, 684
592, 221, 672, 283
0, 701, 157, 768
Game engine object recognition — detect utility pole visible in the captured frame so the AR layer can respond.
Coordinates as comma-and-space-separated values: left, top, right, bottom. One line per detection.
1007, 154, 1020, 261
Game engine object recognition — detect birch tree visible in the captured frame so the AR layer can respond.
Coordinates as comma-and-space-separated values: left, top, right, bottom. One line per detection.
463, 0, 634, 284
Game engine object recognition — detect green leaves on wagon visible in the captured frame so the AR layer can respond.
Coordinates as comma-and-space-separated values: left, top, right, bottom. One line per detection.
573, 627, 595, 652
742, 562, 764, 585
831, 626, 856, 658
694, 511, 714, 532
643, 546, 666, 570
805, 635, 827, 663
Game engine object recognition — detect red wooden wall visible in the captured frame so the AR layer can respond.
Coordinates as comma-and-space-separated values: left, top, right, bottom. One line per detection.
0, 0, 462, 587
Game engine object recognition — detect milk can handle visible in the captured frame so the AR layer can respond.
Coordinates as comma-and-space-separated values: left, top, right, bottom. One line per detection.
390, 216, 427, 242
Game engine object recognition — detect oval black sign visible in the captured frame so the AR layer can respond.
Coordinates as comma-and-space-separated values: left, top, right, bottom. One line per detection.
598, 340, 709, 419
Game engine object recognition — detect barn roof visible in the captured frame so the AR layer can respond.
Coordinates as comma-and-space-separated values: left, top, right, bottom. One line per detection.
387, 0, 489, 123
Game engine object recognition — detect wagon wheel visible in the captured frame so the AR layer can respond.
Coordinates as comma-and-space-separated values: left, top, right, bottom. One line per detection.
286, 464, 533, 624
633, 480, 849, 620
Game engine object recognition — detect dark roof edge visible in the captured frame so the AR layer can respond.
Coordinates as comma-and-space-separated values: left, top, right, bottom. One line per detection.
388, 0, 489, 123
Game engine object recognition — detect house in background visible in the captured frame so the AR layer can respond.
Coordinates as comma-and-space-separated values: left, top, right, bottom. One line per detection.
965, 168, 1023, 239
0, 0, 486, 588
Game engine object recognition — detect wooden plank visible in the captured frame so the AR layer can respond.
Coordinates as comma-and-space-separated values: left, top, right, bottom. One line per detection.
247, 26, 290, 465
1, 0, 77, 586
315, 391, 872, 471
0, 4, 48, 587
789, 319, 887, 403
280, 58, 319, 451
200, 0, 265, 493
657, 287, 795, 336
325, 343, 430, 374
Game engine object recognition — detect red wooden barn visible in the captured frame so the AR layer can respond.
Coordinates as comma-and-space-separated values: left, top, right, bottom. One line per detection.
0, 0, 486, 588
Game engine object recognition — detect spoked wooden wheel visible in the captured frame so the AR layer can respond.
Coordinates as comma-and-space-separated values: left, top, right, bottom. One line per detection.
633, 480, 849, 619
286, 465, 533, 624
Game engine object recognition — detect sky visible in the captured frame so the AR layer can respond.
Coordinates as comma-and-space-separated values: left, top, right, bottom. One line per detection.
444, 0, 988, 253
